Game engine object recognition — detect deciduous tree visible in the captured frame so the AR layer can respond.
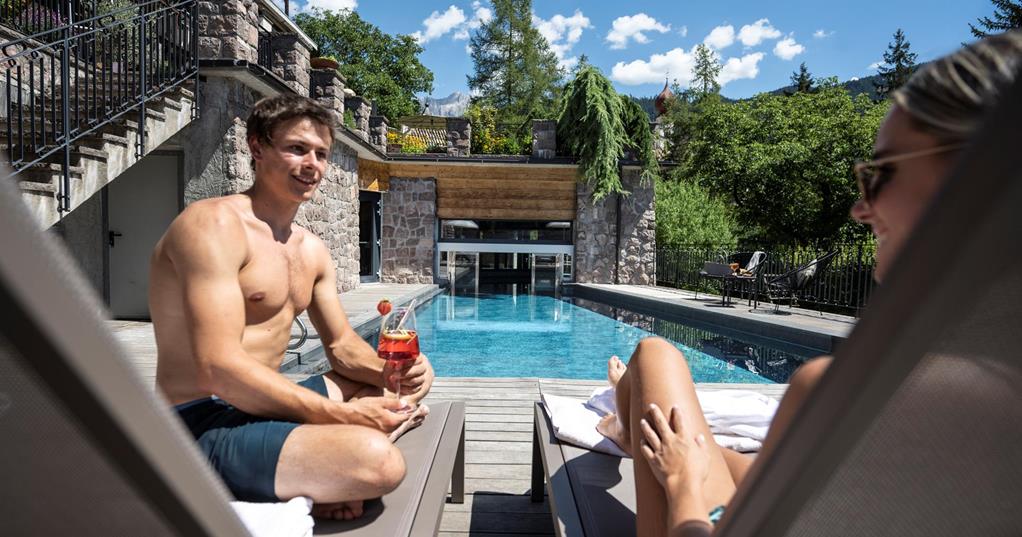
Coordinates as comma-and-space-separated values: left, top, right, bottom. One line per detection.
294, 9, 434, 121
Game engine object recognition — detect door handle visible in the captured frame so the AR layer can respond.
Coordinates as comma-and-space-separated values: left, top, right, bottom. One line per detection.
108, 230, 123, 247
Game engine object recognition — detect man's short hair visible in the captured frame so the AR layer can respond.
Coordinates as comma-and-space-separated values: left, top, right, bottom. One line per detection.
246, 94, 338, 147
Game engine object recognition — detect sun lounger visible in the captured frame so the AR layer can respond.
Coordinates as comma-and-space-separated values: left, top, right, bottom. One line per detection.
530, 74, 1022, 536
0, 173, 464, 536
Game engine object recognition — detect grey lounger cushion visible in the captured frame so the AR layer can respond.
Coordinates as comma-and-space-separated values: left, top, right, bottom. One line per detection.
315, 401, 465, 537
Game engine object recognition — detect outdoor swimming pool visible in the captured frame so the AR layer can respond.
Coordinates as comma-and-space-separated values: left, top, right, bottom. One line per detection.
371, 289, 818, 383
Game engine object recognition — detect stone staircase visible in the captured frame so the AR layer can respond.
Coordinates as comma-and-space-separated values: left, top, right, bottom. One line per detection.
1, 75, 197, 228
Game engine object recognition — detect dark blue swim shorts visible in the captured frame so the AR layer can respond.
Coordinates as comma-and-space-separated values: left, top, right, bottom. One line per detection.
174, 374, 328, 502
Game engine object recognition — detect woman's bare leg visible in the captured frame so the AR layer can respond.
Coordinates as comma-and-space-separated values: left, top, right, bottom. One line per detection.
617, 337, 739, 537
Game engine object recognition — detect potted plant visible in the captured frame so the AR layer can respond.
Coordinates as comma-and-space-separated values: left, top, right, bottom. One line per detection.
310, 55, 339, 70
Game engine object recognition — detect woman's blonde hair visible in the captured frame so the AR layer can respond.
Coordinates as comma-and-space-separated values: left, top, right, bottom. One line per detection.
894, 30, 1022, 144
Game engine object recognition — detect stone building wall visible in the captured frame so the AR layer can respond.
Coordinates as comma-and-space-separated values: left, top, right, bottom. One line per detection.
344, 97, 372, 141
310, 69, 346, 121
270, 33, 311, 96
617, 168, 656, 285
175, 77, 362, 292
51, 192, 105, 299
380, 178, 436, 284
446, 118, 471, 156
573, 182, 618, 283
198, 0, 258, 62
573, 171, 656, 285
368, 116, 388, 153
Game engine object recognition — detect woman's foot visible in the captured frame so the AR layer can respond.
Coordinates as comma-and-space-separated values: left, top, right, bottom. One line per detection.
596, 413, 632, 456
607, 355, 626, 387
312, 500, 365, 520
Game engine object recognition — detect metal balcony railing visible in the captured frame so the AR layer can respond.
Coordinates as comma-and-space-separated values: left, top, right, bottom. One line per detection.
1, 0, 199, 213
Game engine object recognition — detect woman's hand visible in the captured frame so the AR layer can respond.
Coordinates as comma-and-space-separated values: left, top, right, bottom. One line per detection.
639, 403, 711, 495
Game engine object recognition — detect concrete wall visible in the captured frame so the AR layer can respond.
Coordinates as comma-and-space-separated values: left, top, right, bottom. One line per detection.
51, 191, 105, 300
573, 169, 656, 285
380, 178, 436, 284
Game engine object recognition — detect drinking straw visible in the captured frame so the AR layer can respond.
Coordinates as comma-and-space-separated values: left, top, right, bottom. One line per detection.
395, 299, 416, 332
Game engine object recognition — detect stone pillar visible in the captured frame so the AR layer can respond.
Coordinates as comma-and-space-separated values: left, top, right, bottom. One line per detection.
310, 69, 346, 122
532, 119, 556, 159
617, 168, 656, 285
197, 0, 258, 62
445, 117, 471, 156
573, 181, 618, 284
368, 116, 389, 153
269, 33, 311, 96
344, 96, 372, 142
381, 178, 436, 284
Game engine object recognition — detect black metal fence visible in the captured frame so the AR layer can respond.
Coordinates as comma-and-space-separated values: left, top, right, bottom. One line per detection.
656, 244, 877, 316
1, 0, 198, 212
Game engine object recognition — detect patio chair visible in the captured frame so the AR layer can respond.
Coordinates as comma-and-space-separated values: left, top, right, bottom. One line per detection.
529, 72, 1022, 536
0, 175, 465, 536
761, 250, 839, 313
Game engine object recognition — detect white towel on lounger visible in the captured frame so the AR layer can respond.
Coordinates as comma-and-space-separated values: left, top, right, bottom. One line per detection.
230, 496, 314, 537
542, 386, 778, 457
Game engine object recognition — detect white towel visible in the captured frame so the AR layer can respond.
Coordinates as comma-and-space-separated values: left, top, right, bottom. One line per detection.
543, 386, 779, 457
230, 496, 314, 537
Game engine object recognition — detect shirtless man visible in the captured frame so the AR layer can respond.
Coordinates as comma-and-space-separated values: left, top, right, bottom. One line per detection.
149, 94, 433, 519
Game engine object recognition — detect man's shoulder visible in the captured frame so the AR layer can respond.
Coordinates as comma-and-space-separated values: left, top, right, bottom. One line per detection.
173, 196, 247, 234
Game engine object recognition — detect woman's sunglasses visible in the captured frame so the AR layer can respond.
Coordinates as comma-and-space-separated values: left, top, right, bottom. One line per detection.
853, 144, 966, 204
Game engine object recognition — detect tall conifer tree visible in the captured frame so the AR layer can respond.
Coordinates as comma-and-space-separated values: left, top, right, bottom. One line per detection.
691, 44, 722, 96
969, 0, 1022, 38
874, 29, 917, 99
789, 62, 815, 94
467, 0, 562, 127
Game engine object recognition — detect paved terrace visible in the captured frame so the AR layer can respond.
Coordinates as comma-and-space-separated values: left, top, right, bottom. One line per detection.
110, 283, 852, 537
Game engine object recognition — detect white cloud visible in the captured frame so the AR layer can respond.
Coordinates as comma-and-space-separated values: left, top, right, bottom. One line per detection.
611, 47, 697, 86
533, 10, 592, 70
605, 13, 671, 49
869, 61, 883, 70
703, 24, 735, 49
813, 29, 833, 39
678, 25, 688, 37
737, 18, 781, 47
454, 1, 492, 39
773, 36, 804, 60
720, 52, 765, 85
301, 0, 357, 13
412, 5, 467, 44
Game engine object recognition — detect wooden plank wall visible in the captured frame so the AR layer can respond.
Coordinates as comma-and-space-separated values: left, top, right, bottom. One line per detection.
357, 159, 579, 221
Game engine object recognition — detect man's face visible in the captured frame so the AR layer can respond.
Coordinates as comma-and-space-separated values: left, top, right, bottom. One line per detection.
249, 117, 332, 203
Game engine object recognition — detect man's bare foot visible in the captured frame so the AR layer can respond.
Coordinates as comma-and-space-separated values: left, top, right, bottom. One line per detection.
596, 413, 632, 456
312, 500, 364, 520
607, 355, 626, 387
387, 403, 430, 442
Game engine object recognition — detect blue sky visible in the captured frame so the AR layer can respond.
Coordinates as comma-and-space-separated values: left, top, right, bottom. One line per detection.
292, 0, 994, 100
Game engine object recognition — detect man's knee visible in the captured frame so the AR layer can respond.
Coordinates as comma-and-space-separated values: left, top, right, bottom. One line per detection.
630, 337, 687, 371
359, 431, 406, 494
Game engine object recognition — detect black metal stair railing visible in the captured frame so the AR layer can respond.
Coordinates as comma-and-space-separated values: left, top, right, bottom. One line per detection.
1, 0, 199, 214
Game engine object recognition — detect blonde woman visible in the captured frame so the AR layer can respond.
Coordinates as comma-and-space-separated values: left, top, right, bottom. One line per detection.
597, 31, 1022, 537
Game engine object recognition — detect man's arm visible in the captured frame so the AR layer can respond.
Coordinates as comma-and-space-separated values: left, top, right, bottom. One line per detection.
167, 203, 404, 429
305, 238, 434, 399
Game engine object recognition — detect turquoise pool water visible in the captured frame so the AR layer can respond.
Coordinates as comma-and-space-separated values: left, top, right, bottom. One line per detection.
382, 292, 814, 383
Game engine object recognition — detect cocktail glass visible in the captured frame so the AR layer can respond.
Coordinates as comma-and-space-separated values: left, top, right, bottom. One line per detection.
377, 306, 419, 398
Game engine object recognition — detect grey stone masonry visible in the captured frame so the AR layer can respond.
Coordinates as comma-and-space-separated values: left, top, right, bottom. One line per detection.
573, 181, 618, 284
345, 96, 372, 142
295, 144, 361, 292
446, 118, 471, 156
309, 68, 346, 121
368, 116, 389, 153
532, 119, 556, 159
198, 0, 258, 62
381, 179, 436, 284
573, 171, 657, 285
270, 33, 311, 96
617, 168, 656, 285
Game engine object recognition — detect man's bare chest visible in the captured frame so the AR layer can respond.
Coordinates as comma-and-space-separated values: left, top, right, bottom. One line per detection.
237, 244, 315, 323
